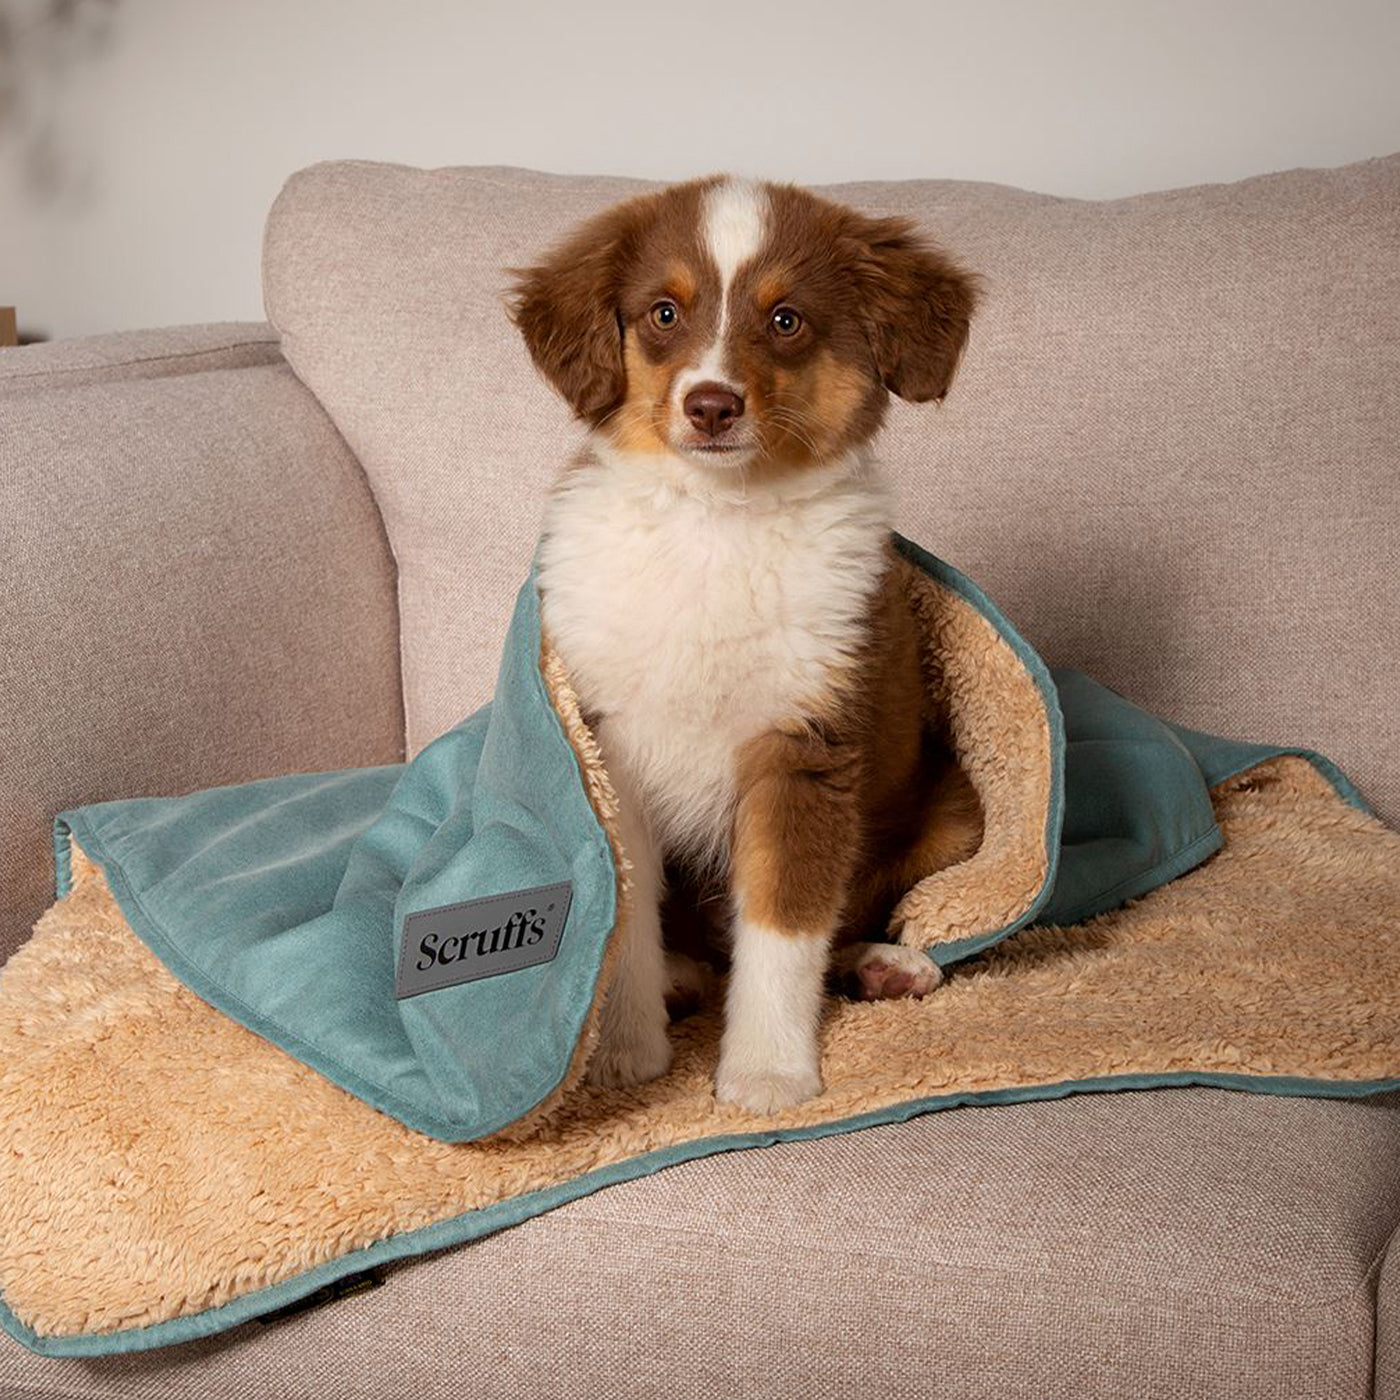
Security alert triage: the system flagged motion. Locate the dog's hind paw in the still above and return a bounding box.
[832,941,942,1001]
[663,950,714,1020]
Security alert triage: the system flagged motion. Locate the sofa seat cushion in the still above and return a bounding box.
[4,1088,1395,1398]
[263,156,1400,826]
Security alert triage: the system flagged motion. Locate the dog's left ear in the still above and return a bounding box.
[506,192,659,426]
[848,214,980,403]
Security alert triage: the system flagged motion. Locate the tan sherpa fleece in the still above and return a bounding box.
[0,568,1397,1340]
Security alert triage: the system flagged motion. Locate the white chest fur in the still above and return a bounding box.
[538,448,892,869]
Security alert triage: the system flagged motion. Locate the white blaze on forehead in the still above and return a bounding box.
[703,177,767,289]
[676,178,768,398]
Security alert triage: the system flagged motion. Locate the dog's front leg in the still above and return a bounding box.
[586,740,673,1090]
[716,725,859,1114]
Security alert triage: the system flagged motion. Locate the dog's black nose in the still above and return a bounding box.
[683,383,745,437]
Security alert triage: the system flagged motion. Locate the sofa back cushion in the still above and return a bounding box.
[263,156,1400,826]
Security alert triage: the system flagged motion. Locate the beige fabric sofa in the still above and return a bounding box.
[2,154,1398,1397]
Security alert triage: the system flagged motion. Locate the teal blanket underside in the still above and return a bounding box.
[12,533,1384,1357]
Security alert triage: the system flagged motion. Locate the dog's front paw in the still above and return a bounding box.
[833,941,942,1001]
[586,1022,673,1090]
[715,1064,822,1114]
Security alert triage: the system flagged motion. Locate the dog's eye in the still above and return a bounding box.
[771,306,803,337]
[650,301,680,329]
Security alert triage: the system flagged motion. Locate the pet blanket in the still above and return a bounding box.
[2,534,1398,1356]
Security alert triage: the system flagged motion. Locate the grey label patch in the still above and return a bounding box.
[396,881,573,1000]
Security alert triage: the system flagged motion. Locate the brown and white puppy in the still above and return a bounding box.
[509,175,982,1113]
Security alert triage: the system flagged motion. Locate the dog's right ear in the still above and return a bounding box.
[844,212,980,405]
[506,193,657,427]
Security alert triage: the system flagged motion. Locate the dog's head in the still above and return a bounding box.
[508,175,978,476]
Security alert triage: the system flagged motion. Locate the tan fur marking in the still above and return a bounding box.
[719,351,880,482]
[753,270,788,309]
[803,353,872,455]
[666,261,698,304]
[614,331,674,454]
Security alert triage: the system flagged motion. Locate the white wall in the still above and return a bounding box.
[3,0,1399,341]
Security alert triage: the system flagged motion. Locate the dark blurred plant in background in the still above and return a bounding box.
[0,0,118,208]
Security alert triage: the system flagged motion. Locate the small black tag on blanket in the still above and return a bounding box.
[395,881,573,1000]
[256,1267,384,1324]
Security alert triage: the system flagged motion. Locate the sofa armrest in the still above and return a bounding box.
[0,324,405,963]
